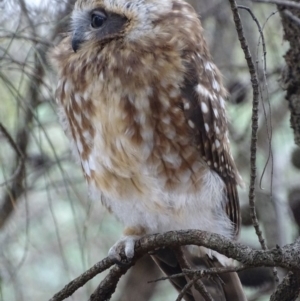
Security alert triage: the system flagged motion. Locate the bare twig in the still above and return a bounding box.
[193,279,214,301]
[175,279,195,301]
[236,5,279,283]
[89,264,134,301]
[49,257,115,301]
[117,255,160,301]
[237,5,267,70]
[228,0,268,255]
[283,9,300,25]
[18,0,36,34]
[239,3,273,190]
[0,123,24,159]
[0,123,25,187]
[149,265,248,284]
[173,247,213,301]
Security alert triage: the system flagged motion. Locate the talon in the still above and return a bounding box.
[108,236,139,265]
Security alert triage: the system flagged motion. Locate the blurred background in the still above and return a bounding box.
[1,0,300,300]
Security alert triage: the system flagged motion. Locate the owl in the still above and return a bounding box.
[49,0,246,300]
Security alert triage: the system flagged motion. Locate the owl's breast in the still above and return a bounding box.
[55,42,207,201]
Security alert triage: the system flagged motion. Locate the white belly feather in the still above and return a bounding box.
[87,159,233,240]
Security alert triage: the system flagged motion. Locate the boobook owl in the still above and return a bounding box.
[49,0,246,300]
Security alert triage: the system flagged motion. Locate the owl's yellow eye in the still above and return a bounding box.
[91,12,107,28]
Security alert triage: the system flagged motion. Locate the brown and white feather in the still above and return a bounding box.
[49,0,245,299]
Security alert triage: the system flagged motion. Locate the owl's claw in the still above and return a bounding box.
[108,236,139,265]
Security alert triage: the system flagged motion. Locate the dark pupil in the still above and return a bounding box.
[91,14,105,28]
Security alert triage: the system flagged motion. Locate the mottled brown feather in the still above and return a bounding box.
[49,1,245,300]
[181,59,241,236]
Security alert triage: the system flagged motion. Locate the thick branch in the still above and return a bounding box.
[49,230,300,301]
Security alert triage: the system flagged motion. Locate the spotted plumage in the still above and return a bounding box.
[49,0,245,300]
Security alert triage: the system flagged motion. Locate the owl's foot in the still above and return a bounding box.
[108,236,140,265]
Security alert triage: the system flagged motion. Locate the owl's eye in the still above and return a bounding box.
[91,12,107,28]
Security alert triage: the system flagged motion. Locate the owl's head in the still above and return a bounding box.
[71,0,174,52]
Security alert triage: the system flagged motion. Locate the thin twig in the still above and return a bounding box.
[228,0,268,253]
[149,265,248,283]
[193,279,214,301]
[49,257,115,301]
[0,123,24,159]
[173,247,213,301]
[237,5,267,70]
[243,6,274,194]
[237,4,279,283]
[18,0,36,35]
[89,264,134,301]
[283,9,300,25]
[0,123,25,187]
[175,279,195,301]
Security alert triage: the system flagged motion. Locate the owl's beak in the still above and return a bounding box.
[72,32,82,52]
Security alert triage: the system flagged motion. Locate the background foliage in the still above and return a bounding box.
[0,0,299,300]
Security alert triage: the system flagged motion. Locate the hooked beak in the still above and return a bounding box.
[72,31,83,52]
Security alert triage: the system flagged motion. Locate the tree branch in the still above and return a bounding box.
[228,0,268,258]
[49,230,300,301]
[270,271,300,301]
[49,257,114,301]
[89,264,134,301]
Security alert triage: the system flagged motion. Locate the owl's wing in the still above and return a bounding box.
[180,57,241,236]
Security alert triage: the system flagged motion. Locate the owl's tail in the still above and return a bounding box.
[151,247,247,301]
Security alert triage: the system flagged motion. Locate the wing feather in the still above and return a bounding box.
[181,56,241,236]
